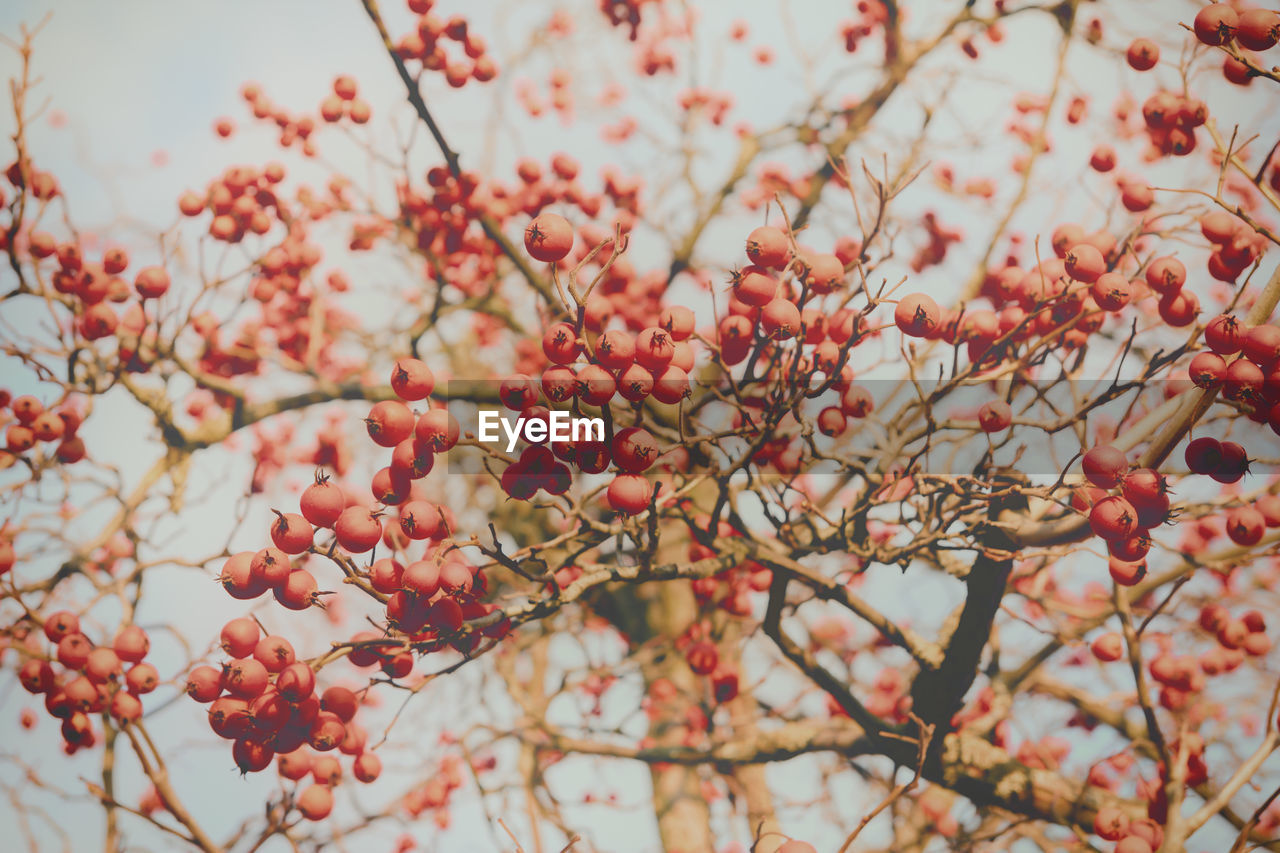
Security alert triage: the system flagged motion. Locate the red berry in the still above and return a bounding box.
[894,293,940,338]
[1082,445,1127,488]
[250,547,291,589]
[353,752,382,783]
[1158,290,1199,327]
[595,330,635,370]
[1227,505,1266,546]
[978,400,1012,432]
[1091,633,1125,663]
[415,409,460,452]
[1121,468,1167,507]
[254,635,296,672]
[659,305,696,341]
[1108,556,1147,586]
[223,658,269,699]
[134,266,170,299]
[575,363,617,405]
[817,407,847,436]
[611,427,658,473]
[1108,532,1152,562]
[271,512,314,554]
[220,551,266,600]
[1189,351,1226,389]
[607,474,653,515]
[524,213,574,262]
[745,225,790,269]
[1205,314,1246,354]
[110,691,143,723]
[296,784,334,820]
[1090,495,1138,540]
[1145,256,1185,295]
[276,662,316,702]
[401,560,441,599]
[801,252,845,293]
[113,626,150,663]
[334,507,382,553]
[542,322,582,364]
[1237,9,1280,51]
[300,475,345,528]
[1243,324,1280,366]
[398,500,440,540]
[1194,4,1239,46]
[1064,243,1105,283]
[1184,436,1222,474]
[1126,38,1159,71]
[365,400,415,448]
[635,327,675,371]
[761,298,801,340]
[732,265,778,307]
[390,439,435,480]
[277,569,321,610]
[220,617,260,658]
[126,662,159,695]
[186,665,223,703]
[1213,440,1250,484]
[390,357,435,401]
[1090,272,1131,311]
[320,686,359,722]
[1093,805,1129,840]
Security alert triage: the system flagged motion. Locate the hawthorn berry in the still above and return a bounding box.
[1082,445,1127,488]
[524,213,574,262]
[415,409,460,452]
[365,400,415,448]
[978,400,1012,432]
[1090,495,1138,540]
[894,293,940,338]
[390,357,435,400]
[300,474,345,528]
[1126,38,1159,71]
[611,427,658,473]
[745,225,790,269]
[1194,3,1238,46]
[607,474,653,515]
[334,507,383,553]
[270,512,314,555]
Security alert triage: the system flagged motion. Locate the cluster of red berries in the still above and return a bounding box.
[186,617,380,820]
[1134,88,1207,159]
[394,1,496,86]
[178,161,287,244]
[1188,310,1280,418]
[23,224,169,342]
[188,230,345,383]
[319,75,372,125]
[674,626,739,703]
[236,82,320,155]
[1,158,59,211]
[675,86,734,126]
[402,753,465,823]
[688,527,773,618]
[17,614,157,752]
[1194,4,1280,86]
[1,391,85,466]
[485,212,701,514]
[1074,447,1172,580]
[839,1,892,54]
